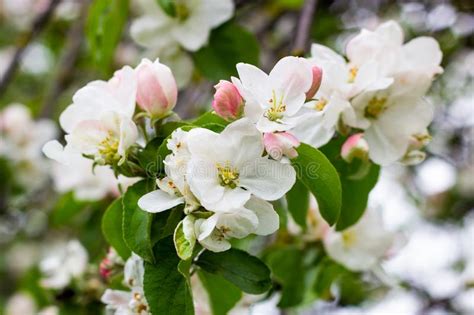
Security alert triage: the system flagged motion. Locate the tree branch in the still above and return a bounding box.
[0,0,62,97]
[40,0,90,118]
[292,0,318,56]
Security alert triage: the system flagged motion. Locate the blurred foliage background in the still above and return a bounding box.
[0,0,473,314]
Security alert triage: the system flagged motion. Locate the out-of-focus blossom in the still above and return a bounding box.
[0,103,56,190]
[4,293,36,315]
[341,133,369,163]
[101,254,149,315]
[324,208,395,271]
[131,0,234,52]
[39,240,88,289]
[136,58,177,119]
[212,80,244,121]
[287,195,329,241]
[100,248,124,280]
[415,158,457,196]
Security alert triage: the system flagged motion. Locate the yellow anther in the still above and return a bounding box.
[216,161,239,189]
[365,97,387,119]
[348,66,358,83]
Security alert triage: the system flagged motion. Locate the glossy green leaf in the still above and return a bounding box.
[192,111,229,127]
[143,237,194,315]
[102,198,131,260]
[198,270,242,315]
[291,143,342,226]
[286,179,310,229]
[156,0,176,17]
[86,0,129,72]
[266,247,305,307]
[122,180,156,263]
[137,137,165,178]
[193,22,260,81]
[320,138,380,230]
[195,249,271,294]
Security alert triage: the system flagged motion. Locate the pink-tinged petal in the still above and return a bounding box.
[136,58,177,118]
[306,66,323,100]
[263,132,300,160]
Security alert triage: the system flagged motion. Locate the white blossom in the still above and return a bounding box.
[39,240,88,289]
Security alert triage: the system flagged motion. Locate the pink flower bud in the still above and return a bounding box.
[264,132,300,160]
[341,133,369,163]
[212,80,244,121]
[136,58,177,119]
[306,66,323,100]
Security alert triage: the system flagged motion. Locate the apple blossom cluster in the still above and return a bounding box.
[42,20,442,274]
[228,20,442,166]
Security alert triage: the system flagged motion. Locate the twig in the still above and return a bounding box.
[40,0,89,118]
[292,0,318,56]
[0,0,62,97]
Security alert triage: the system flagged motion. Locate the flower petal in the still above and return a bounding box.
[138,190,184,213]
[245,197,279,235]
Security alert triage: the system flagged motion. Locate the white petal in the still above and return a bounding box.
[291,111,334,148]
[216,208,258,239]
[124,253,144,288]
[245,197,279,235]
[186,128,220,159]
[101,289,131,307]
[186,158,224,205]
[197,0,234,28]
[206,187,251,212]
[173,16,211,51]
[196,216,219,241]
[130,15,174,50]
[311,43,346,65]
[199,232,231,252]
[138,190,184,213]
[236,63,272,107]
[239,157,296,200]
[400,37,443,75]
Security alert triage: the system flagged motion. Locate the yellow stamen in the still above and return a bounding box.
[348,66,358,83]
[365,97,387,119]
[98,132,120,164]
[314,98,328,111]
[216,161,239,189]
[265,90,286,121]
[342,230,357,247]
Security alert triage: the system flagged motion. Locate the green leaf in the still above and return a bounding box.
[266,247,305,307]
[286,179,310,229]
[198,270,242,315]
[313,258,344,300]
[137,137,166,178]
[193,22,260,81]
[143,237,194,315]
[320,138,380,230]
[174,220,195,260]
[291,143,342,226]
[156,0,176,17]
[152,206,184,244]
[195,249,271,294]
[122,180,156,263]
[102,198,131,260]
[86,0,129,73]
[192,111,229,127]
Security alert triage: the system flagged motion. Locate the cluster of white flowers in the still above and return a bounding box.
[131,0,234,86]
[101,254,149,315]
[233,21,442,166]
[139,119,295,252]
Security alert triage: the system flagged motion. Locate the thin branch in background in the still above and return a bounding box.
[40,0,90,118]
[292,0,318,56]
[0,0,62,97]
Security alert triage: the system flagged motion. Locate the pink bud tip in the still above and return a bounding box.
[212,80,244,121]
[306,66,323,100]
[136,59,177,119]
[341,133,369,162]
[264,132,300,160]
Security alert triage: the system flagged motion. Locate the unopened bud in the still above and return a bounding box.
[264,132,300,160]
[136,58,177,119]
[212,80,244,121]
[341,133,369,163]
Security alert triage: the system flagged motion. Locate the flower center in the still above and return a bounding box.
[348,66,358,83]
[216,161,239,189]
[98,133,120,164]
[265,90,286,121]
[132,292,148,313]
[176,1,190,21]
[314,98,328,111]
[342,230,357,247]
[364,97,387,119]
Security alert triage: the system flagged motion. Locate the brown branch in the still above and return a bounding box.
[0,0,62,97]
[40,0,90,118]
[292,0,318,56]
